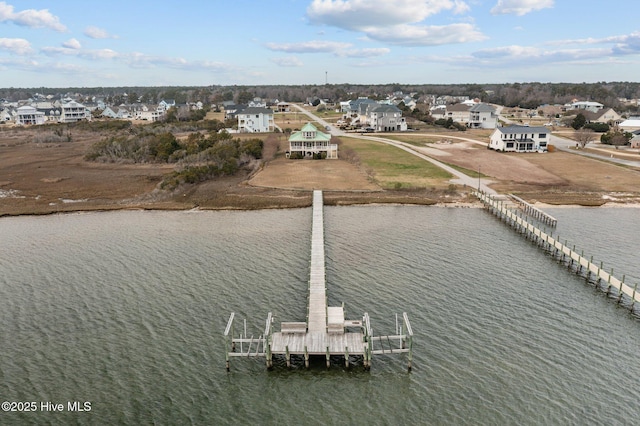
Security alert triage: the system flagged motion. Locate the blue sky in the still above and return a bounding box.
[1,0,640,87]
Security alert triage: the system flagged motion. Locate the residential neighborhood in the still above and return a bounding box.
[2,86,640,159]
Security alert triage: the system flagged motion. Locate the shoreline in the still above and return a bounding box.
[3,196,640,219]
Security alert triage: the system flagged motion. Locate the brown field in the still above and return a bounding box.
[1,125,640,216]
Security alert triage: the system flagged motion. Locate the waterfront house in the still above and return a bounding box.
[489,125,549,152]
[288,122,337,159]
[237,107,274,133]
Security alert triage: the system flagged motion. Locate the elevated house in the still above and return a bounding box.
[468,103,498,129]
[60,101,89,123]
[276,102,290,112]
[138,105,165,122]
[489,125,549,152]
[431,102,497,129]
[288,122,337,159]
[16,105,45,125]
[367,104,407,132]
[237,106,274,133]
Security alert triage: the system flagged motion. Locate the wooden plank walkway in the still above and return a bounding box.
[476,190,640,310]
[224,190,413,370]
[270,190,365,355]
[308,189,327,333]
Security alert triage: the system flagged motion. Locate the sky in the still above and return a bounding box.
[1,0,640,88]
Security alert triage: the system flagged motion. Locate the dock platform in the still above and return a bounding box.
[224,190,413,370]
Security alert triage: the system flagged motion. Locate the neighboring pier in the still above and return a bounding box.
[224,190,413,371]
[475,190,640,313]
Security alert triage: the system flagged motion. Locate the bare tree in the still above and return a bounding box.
[575,128,596,149]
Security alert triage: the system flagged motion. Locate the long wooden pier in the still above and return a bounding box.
[224,190,413,370]
[475,190,640,313]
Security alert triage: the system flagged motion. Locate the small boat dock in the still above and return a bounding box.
[224,190,413,370]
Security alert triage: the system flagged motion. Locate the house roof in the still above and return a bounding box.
[289,122,331,142]
[469,103,495,113]
[495,125,548,134]
[238,107,273,115]
[447,104,471,112]
[370,104,401,114]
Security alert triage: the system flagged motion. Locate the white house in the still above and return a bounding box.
[489,125,550,152]
[367,104,407,132]
[139,107,164,122]
[16,105,45,125]
[288,122,337,159]
[619,118,640,132]
[569,101,604,113]
[158,99,176,112]
[237,107,274,133]
[468,104,498,129]
[60,101,89,123]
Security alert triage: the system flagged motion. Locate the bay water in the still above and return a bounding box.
[1,205,639,425]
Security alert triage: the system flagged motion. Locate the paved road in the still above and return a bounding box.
[292,104,496,194]
[293,104,640,193]
[550,134,640,168]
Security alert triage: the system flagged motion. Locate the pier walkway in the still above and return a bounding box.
[224,190,413,370]
[475,190,640,313]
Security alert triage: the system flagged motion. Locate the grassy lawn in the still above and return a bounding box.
[339,137,453,189]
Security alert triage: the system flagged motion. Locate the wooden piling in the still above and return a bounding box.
[474,190,640,315]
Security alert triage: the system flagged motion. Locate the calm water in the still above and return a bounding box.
[1,206,639,425]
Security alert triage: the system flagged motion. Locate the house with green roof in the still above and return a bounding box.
[287,122,338,159]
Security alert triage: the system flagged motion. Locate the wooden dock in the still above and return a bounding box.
[224,190,413,370]
[475,190,640,313]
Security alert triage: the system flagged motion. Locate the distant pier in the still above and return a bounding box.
[225,190,413,370]
[476,190,640,314]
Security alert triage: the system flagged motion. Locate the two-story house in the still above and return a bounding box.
[489,125,549,152]
[288,122,337,159]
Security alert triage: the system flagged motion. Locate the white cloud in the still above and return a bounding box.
[265,40,352,53]
[271,56,304,67]
[306,0,483,46]
[0,2,66,32]
[337,47,390,58]
[490,0,554,16]
[84,26,117,39]
[307,0,469,29]
[365,23,486,45]
[62,38,81,49]
[0,37,32,55]
[41,46,119,60]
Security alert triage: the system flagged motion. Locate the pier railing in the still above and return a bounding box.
[223,190,414,371]
[475,190,640,314]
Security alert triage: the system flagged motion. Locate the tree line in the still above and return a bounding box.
[3,82,640,112]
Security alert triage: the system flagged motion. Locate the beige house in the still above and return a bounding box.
[582,108,622,126]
